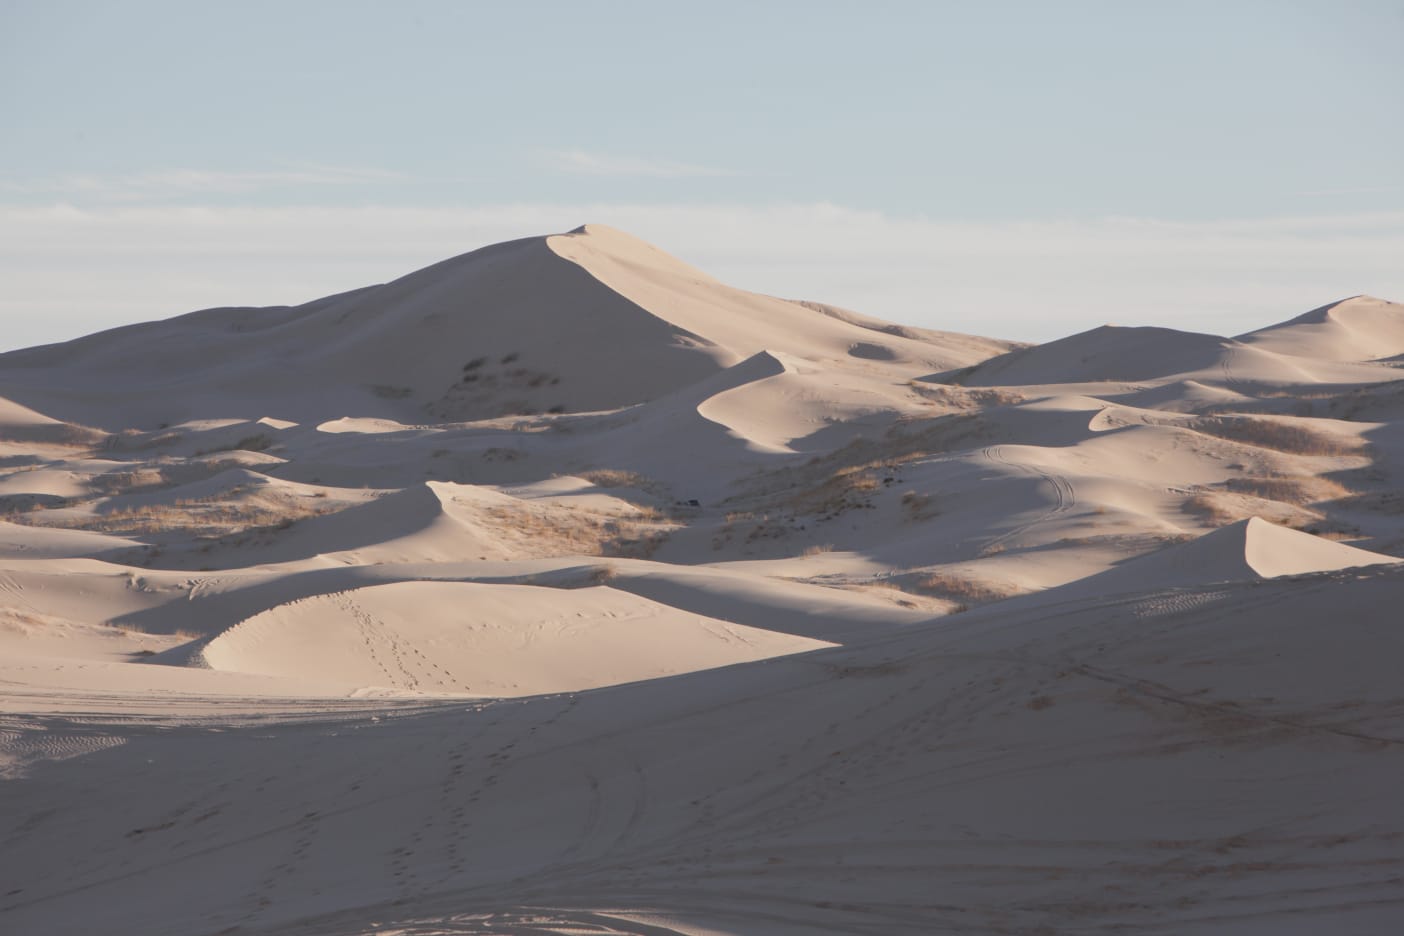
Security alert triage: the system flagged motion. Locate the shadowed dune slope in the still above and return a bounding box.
[1058,516,1399,597]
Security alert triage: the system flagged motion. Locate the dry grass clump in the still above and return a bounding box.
[1183,472,1355,531]
[482,502,674,560]
[907,382,1026,410]
[107,621,203,640]
[740,414,984,506]
[586,564,619,585]
[1184,492,1247,527]
[13,487,337,538]
[901,489,938,521]
[90,468,169,495]
[1191,416,1362,456]
[710,511,806,552]
[801,543,835,557]
[577,469,650,490]
[1224,475,1352,506]
[786,465,882,517]
[1183,490,1317,530]
[912,571,1027,607]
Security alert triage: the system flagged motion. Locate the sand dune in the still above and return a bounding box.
[198,581,834,695]
[1059,516,1398,596]
[948,324,1236,385]
[2,226,1403,935]
[1238,295,1404,361]
[945,318,1404,389]
[0,226,1014,430]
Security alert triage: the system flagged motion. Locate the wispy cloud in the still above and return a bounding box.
[541,149,739,179]
[1296,185,1401,197]
[0,165,405,201]
[2,202,1401,352]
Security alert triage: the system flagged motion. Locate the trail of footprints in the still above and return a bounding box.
[333,592,472,693]
[248,808,323,915]
[389,696,583,898]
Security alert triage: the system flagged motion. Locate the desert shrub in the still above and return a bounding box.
[914,571,1025,605]
[1191,416,1361,456]
[578,469,649,489]
[481,502,674,560]
[901,489,937,520]
[13,487,336,538]
[587,564,618,585]
[786,465,882,517]
[233,434,273,452]
[1224,475,1351,505]
[907,382,1026,409]
[91,468,168,494]
[1184,493,1238,526]
[1183,489,1322,531]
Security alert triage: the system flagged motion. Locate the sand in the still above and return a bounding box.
[1,225,1402,934]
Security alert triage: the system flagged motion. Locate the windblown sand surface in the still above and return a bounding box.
[2,225,1402,934]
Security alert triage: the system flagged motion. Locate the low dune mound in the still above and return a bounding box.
[1071,517,1397,595]
[945,325,1235,386]
[198,580,833,695]
[1107,379,1255,413]
[0,519,146,559]
[1238,295,1404,362]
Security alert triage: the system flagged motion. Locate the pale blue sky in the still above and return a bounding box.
[3,1,1402,349]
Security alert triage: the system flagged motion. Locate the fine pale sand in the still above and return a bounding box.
[1,226,1402,935]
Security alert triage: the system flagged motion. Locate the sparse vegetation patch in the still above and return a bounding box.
[1191,416,1362,456]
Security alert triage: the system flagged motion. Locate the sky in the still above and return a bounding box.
[2,0,1403,350]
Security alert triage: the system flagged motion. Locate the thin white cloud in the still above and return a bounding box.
[542,149,739,178]
[2,202,1402,352]
[0,166,405,201]
[1296,185,1401,197]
